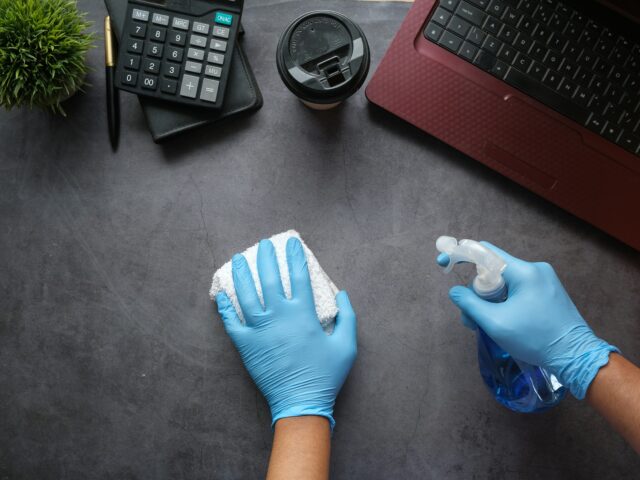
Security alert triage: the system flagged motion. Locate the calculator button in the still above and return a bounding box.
[124,54,141,70]
[172,17,190,31]
[142,75,158,90]
[215,12,233,26]
[213,26,230,39]
[143,58,161,74]
[121,71,138,86]
[132,9,149,22]
[161,79,178,94]
[204,65,222,78]
[127,39,144,54]
[180,74,200,98]
[129,23,147,38]
[185,61,203,74]
[200,78,219,103]
[147,43,164,58]
[190,34,207,48]
[150,27,167,42]
[207,52,224,65]
[211,39,227,52]
[163,63,181,78]
[166,46,184,62]
[187,48,205,61]
[152,13,169,26]
[193,22,210,35]
[169,31,186,46]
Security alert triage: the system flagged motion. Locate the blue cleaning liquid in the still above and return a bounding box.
[475,285,566,413]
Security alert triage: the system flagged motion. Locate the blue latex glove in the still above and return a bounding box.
[216,237,357,429]
[437,243,619,400]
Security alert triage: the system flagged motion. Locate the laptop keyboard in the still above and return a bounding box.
[424,0,640,156]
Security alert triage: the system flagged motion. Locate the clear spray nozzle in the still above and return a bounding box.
[436,236,507,297]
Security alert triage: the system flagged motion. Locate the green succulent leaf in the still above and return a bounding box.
[0,0,95,115]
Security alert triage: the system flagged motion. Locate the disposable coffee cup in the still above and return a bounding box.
[276,11,371,110]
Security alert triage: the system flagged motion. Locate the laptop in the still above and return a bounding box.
[366,0,640,250]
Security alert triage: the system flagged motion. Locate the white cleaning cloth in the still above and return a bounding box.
[210,230,339,328]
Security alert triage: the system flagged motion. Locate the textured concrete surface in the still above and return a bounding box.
[1,1,640,479]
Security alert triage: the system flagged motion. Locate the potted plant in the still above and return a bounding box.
[0,0,95,115]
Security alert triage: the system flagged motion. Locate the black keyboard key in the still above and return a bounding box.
[595,60,613,78]
[441,0,461,12]
[533,4,553,24]
[548,33,567,53]
[160,78,178,94]
[609,67,628,86]
[532,25,552,44]
[503,67,589,124]
[555,3,572,18]
[513,53,532,72]
[487,0,507,18]
[574,89,590,108]
[459,41,479,61]
[141,74,158,90]
[498,45,518,63]
[491,59,509,78]
[150,27,166,43]
[519,17,536,36]
[603,102,623,123]
[619,133,640,154]
[513,34,533,54]
[503,9,521,27]
[449,15,473,37]
[577,50,597,70]
[468,0,490,8]
[543,50,563,71]
[529,61,547,81]
[498,26,518,44]
[543,70,562,90]
[610,47,629,66]
[563,22,581,42]
[558,60,579,79]
[162,62,180,78]
[467,26,487,46]
[474,50,498,71]
[433,7,453,27]
[121,71,138,86]
[590,77,609,96]
[603,123,622,142]
[518,0,536,15]
[146,42,163,58]
[456,1,487,26]
[484,17,502,36]
[166,46,184,63]
[483,35,502,55]
[548,13,564,31]
[438,30,464,52]
[559,78,578,98]
[529,41,547,62]
[424,22,445,42]
[585,114,607,134]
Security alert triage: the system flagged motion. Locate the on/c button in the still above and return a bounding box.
[215,12,233,26]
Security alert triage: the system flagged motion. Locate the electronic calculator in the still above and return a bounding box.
[115,0,243,110]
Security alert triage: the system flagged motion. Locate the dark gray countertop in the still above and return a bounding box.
[1,1,639,478]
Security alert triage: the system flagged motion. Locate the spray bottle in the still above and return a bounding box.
[436,236,566,413]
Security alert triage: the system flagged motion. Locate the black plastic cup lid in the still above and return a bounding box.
[276,11,371,105]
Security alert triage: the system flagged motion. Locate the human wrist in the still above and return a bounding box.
[547,326,620,400]
[271,404,335,431]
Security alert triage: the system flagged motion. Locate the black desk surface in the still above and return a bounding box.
[1,1,639,478]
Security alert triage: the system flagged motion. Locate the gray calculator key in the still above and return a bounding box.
[185,61,203,74]
[132,9,149,22]
[193,22,210,35]
[190,34,207,48]
[152,13,169,26]
[187,48,205,61]
[213,26,230,39]
[180,74,200,98]
[121,71,138,86]
[207,52,224,65]
[204,65,222,77]
[172,17,190,30]
[200,79,219,103]
[211,39,227,52]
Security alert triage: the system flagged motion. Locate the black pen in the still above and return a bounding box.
[105,16,119,151]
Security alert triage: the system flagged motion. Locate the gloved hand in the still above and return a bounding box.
[216,237,357,429]
[438,243,618,400]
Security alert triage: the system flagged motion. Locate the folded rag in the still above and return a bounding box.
[210,230,339,328]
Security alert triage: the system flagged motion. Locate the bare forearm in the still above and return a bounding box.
[267,416,331,480]
[587,353,640,453]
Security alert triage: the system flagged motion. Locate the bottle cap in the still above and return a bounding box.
[276,11,371,108]
[436,236,507,297]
